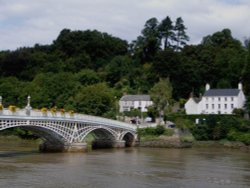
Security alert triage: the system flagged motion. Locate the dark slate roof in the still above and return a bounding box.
[193,97,202,103]
[203,89,240,97]
[120,95,151,101]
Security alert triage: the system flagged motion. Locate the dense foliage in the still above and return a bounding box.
[137,125,174,137]
[0,15,250,118]
[167,114,250,145]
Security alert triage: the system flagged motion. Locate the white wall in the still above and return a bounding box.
[198,94,245,114]
[185,98,199,114]
[119,100,153,112]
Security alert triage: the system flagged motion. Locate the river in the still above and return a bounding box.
[0,139,250,188]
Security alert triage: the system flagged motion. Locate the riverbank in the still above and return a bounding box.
[138,133,194,148]
[193,140,250,151]
[138,135,250,151]
[1,135,249,151]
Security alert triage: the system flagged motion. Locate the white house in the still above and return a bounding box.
[119,95,153,113]
[185,83,246,115]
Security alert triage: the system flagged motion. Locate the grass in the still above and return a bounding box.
[139,135,163,141]
[180,135,195,143]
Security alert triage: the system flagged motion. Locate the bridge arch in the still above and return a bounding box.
[78,127,118,149]
[120,131,136,147]
[0,120,74,145]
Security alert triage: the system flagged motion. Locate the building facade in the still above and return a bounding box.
[185,83,246,115]
[119,95,153,113]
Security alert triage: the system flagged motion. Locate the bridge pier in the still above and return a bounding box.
[113,140,126,148]
[91,140,125,149]
[64,142,88,152]
[39,141,65,152]
[39,140,128,152]
[39,142,88,152]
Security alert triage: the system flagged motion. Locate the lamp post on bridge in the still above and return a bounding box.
[25,95,32,115]
[0,96,3,113]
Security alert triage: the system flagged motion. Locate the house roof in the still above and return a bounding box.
[120,95,151,101]
[192,97,202,103]
[203,89,240,97]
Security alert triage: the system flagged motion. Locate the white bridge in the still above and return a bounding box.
[0,97,137,152]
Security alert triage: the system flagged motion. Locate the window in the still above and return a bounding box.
[206,104,208,109]
[212,104,214,109]
[231,104,234,109]
[218,104,221,109]
[139,101,141,106]
[212,97,214,101]
[218,97,221,101]
[231,97,234,101]
[206,97,208,101]
[225,97,227,101]
[225,104,227,109]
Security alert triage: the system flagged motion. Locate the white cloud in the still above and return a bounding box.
[0,0,250,50]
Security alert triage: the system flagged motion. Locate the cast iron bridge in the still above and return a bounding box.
[0,97,137,152]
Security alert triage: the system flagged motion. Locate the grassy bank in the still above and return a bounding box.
[193,140,250,150]
[138,125,194,148]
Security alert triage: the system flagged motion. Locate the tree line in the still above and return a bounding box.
[0,16,250,118]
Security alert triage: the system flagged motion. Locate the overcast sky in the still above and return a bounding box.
[0,0,250,51]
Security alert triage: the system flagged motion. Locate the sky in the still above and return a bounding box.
[0,0,250,51]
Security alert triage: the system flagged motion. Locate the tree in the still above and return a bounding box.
[149,78,173,122]
[24,72,79,108]
[132,18,161,62]
[76,69,100,86]
[0,77,25,106]
[105,56,133,86]
[74,83,115,116]
[158,16,175,49]
[173,17,189,51]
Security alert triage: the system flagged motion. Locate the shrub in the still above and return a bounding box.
[155,125,165,135]
[69,110,74,117]
[180,135,195,143]
[50,107,57,115]
[164,129,174,136]
[8,105,17,113]
[137,125,174,137]
[60,108,65,116]
[41,107,48,114]
[0,104,3,111]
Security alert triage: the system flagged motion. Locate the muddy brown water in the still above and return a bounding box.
[0,139,250,188]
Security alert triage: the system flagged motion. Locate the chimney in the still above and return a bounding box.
[189,92,194,98]
[238,82,243,90]
[205,83,210,91]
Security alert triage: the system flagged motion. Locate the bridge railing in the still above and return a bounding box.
[0,108,136,131]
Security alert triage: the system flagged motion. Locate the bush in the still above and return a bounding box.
[138,125,173,137]
[164,129,174,136]
[155,125,165,135]
[8,105,17,113]
[180,135,195,143]
[227,130,250,145]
